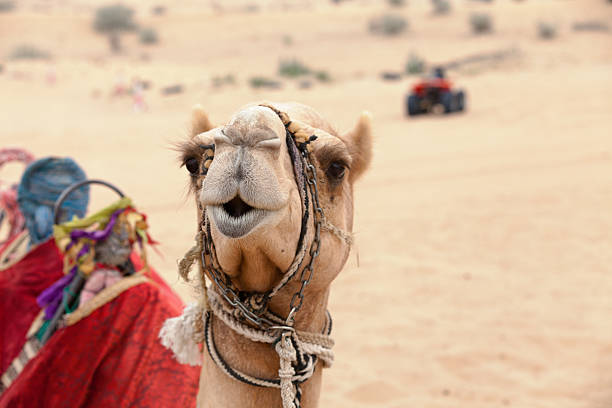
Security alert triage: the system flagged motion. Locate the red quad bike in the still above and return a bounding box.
[406,67,466,116]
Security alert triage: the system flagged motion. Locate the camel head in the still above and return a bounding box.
[180,102,372,320]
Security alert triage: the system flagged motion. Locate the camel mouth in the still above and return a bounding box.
[223,196,254,218]
[208,196,271,239]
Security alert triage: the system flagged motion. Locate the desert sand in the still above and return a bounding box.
[2,0,612,406]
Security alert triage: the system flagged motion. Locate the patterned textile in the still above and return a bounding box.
[0,188,23,247]
[0,338,41,394]
[0,240,200,407]
[0,240,64,375]
[0,149,34,170]
[0,148,34,247]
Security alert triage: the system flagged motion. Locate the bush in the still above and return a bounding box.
[9,45,51,60]
[387,0,406,7]
[93,5,137,53]
[314,70,331,82]
[572,20,609,32]
[537,21,557,39]
[94,5,136,33]
[380,71,402,81]
[278,58,310,78]
[161,84,184,96]
[139,27,159,44]
[282,35,293,46]
[151,5,166,15]
[298,79,313,89]
[405,53,425,74]
[0,1,15,12]
[432,0,450,15]
[368,14,408,36]
[212,74,236,87]
[249,76,282,89]
[470,13,493,34]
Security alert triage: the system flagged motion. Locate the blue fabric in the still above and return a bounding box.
[17,157,89,244]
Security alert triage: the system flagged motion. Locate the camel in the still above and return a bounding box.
[163,102,372,408]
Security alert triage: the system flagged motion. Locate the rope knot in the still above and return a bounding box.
[275,332,297,366]
[275,331,299,408]
[247,293,268,315]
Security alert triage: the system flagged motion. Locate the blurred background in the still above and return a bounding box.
[1,0,612,406]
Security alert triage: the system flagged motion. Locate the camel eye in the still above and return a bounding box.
[327,161,346,181]
[185,157,200,175]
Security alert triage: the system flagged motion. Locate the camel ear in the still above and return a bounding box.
[344,111,373,182]
[190,104,214,138]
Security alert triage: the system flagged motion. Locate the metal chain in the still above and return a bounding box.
[200,211,277,329]
[286,151,322,325]
[195,107,327,408]
[197,115,323,335]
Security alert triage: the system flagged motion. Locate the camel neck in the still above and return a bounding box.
[202,286,329,407]
[209,284,331,334]
[268,286,331,333]
[208,283,331,370]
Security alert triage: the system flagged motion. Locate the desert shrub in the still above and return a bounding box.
[282,35,293,46]
[94,5,136,33]
[0,1,15,12]
[405,53,425,74]
[368,14,408,36]
[432,0,450,15]
[298,79,313,89]
[572,20,609,32]
[470,13,493,34]
[314,70,331,82]
[249,76,282,89]
[212,74,236,87]
[151,5,166,15]
[387,0,406,7]
[244,3,260,13]
[537,21,557,39]
[94,4,137,52]
[9,45,51,60]
[380,71,402,81]
[139,27,159,44]
[161,84,184,95]
[278,58,310,78]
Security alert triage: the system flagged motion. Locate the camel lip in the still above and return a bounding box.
[208,204,272,239]
[222,196,255,218]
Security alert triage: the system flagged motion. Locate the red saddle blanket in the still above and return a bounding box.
[0,239,199,407]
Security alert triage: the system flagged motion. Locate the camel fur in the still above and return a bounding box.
[175,102,372,408]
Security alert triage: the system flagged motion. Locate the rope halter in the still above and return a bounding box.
[184,104,346,408]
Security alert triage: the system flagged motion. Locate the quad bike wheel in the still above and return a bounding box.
[441,91,453,113]
[407,94,421,116]
[455,90,466,112]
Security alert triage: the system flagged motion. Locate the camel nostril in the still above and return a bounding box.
[223,196,253,218]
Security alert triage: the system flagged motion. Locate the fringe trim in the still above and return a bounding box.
[159,303,205,366]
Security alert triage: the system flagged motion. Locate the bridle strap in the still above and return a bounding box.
[203,290,334,388]
[199,104,330,408]
[286,130,309,258]
[200,104,320,326]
